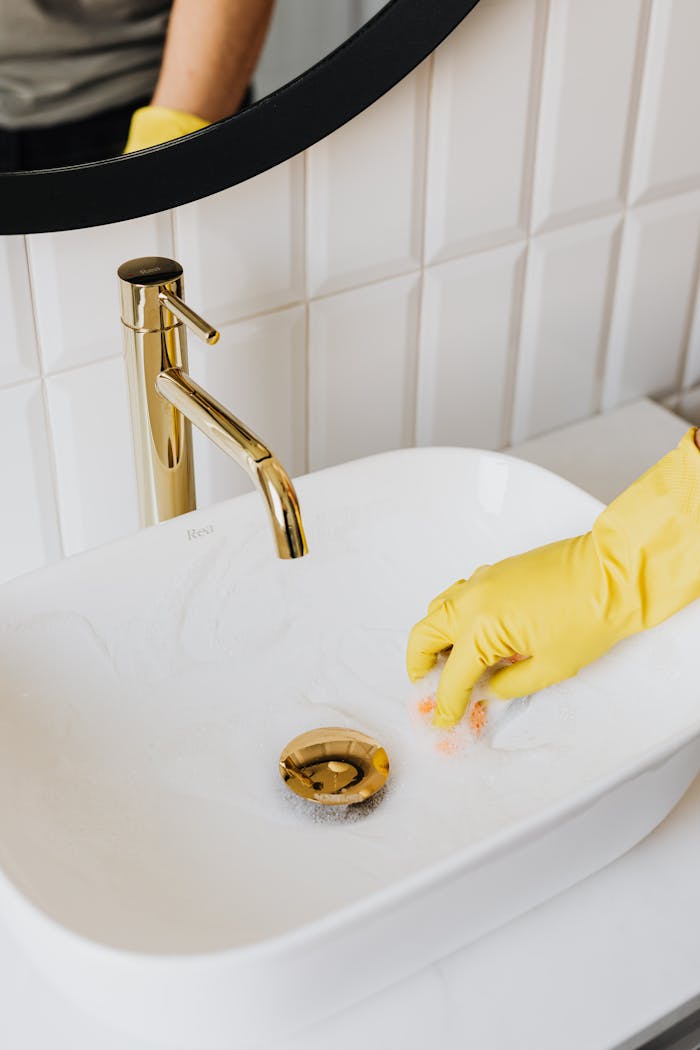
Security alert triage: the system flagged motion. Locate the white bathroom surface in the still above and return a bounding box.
[510,397,689,503]
[2,442,699,955]
[2,773,700,1050]
[2,398,698,1048]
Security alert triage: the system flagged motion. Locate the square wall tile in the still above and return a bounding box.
[28,213,173,373]
[0,237,39,386]
[531,0,644,231]
[174,157,304,325]
[602,191,700,409]
[187,305,307,507]
[511,215,622,443]
[628,0,700,203]
[425,0,546,262]
[309,274,420,470]
[306,61,429,296]
[0,382,61,582]
[45,357,139,556]
[416,242,525,450]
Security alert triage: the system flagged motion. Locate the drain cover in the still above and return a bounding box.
[279,727,389,806]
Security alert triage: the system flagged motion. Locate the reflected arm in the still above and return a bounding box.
[151,0,275,123]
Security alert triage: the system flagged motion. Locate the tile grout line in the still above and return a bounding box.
[533,200,624,238]
[632,175,700,209]
[417,55,434,271]
[302,148,311,474]
[215,296,310,332]
[184,188,700,337]
[499,245,529,450]
[592,217,626,416]
[0,373,50,394]
[303,299,311,476]
[674,236,700,394]
[411,268,426,449]
[301,266,425,312]
[411,54,435,448]
[619,0,654,208]
[594,1,653,414]
[304,176,700,300]
[4,351,125,387]
[428,229,529,269]
[169,206,179,262]
[22,235,67,559]
[521,0,551,238]
[502,0,550,446]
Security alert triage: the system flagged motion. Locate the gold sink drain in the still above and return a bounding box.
[279,727,389,806]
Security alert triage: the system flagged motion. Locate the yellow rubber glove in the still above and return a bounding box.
[123,105,210,153]
[407,428,700,728]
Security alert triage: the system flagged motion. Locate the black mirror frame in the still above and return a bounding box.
[0,0,480,235]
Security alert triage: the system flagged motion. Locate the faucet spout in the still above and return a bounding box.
[156,367,308,559]
[119,257,307,559]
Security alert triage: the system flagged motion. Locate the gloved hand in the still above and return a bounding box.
[123,105,210,153]
[407,428,700,728]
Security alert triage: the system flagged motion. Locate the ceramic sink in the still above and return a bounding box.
[2,447,700,1049]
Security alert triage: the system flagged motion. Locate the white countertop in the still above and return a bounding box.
[3,399,699,1050]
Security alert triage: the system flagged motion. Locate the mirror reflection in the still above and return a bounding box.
[0,1,386,173]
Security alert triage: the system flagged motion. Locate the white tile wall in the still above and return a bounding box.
[530,0,645,231]
[190,305,307,505]
[27,214,173,372]
[416,242,525,449]
[511,214,622,441]
[174,158,305,324]
[424,0,546,262]
[602,190,700,409]
[0,382,60,582]
[44,357,139,556]
[0,238,39,385]
[306,63,429,296]
[628,0,700,204]
[3,0,700,579]
[309,273,420,470]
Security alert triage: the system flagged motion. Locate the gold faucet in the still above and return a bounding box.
[118,256,308,559]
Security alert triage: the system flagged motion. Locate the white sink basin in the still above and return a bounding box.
[1,447,700,1048]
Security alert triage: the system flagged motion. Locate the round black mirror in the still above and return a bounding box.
[0,0,480,235]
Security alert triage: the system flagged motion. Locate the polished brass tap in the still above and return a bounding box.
[118,257,308,559]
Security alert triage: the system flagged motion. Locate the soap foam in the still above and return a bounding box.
[278,781,389,824]
[6,523,700,954]
[409,657,532,758]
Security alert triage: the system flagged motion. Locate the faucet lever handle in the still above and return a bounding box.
[159,289,220,345]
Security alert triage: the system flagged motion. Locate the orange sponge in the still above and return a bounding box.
[418,696,436,716]
[469,700,488,737]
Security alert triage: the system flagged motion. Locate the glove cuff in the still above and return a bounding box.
[592,427,700,632]
[123,106,211,154]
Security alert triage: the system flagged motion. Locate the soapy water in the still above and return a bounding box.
[8,473,700,955]
[278,780,389,823]
[280,658,534,824]
[410,656,533,758]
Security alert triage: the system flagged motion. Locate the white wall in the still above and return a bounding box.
[2,0,700,584]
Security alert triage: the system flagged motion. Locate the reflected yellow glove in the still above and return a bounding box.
[123,105,210,153]
[407,428,700,728]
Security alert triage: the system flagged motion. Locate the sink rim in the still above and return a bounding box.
[2,712,699,968]
[3,445,700,1049]
[1,445,698,966]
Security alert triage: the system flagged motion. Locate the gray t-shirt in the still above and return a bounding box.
[0,1,172,129]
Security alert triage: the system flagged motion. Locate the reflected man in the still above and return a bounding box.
[0,0,275,171]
